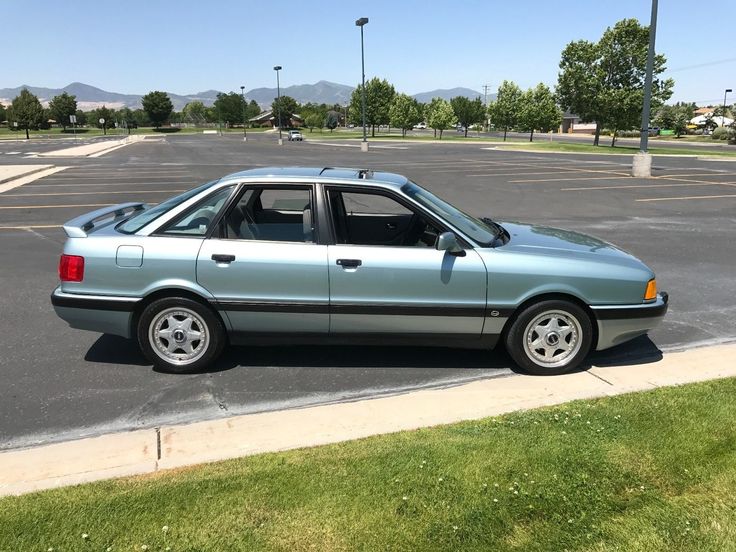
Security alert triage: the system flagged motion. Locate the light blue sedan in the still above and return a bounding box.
[52,167,668,375]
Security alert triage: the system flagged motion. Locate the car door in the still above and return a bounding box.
[325,187,487,338]
[196,184,329,336]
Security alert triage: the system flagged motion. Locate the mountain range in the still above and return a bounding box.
[0,81,485,111]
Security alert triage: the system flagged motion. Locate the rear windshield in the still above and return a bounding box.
[117,180,218,234]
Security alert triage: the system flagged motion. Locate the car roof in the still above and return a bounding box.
[220,167,410,188]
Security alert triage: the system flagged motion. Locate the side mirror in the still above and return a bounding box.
[436,232,465,256]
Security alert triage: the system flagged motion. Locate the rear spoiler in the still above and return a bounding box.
[62,202,148,238]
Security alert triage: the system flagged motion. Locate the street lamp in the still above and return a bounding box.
[355,17,369,151]
[723,88,732,128]
[240,85,248,141]
[273,65,283,143]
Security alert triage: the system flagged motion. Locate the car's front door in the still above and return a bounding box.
[325,187,487,339]
[196,184,329,336]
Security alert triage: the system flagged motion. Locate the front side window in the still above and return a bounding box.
[328,189,440,247]
[401,181,496,245]
[160,185,235,236]
[222,186,314,243]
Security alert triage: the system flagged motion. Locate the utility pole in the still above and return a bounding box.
[632,0,658,177]
[482,84,491,131]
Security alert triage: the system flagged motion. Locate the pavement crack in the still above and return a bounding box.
[587,370,614,386]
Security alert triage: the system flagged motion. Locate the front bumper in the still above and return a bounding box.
[51,286,140,338]
[591,292,669,351]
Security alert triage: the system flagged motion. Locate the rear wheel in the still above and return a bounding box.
[137,297,225,373]
[505,300,593,375]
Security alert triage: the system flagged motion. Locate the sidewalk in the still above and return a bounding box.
[1,342,734,496]
[37,135,146,158]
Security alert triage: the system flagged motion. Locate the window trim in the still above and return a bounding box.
[214,183,320,244]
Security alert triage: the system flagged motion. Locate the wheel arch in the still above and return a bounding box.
[501,292,598,350]
[130,287,229,339]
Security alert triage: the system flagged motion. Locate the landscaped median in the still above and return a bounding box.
[1,375,735,551]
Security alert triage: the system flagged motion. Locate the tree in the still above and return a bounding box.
[389,93,422,137]
[132,109,151,127]
[182,100,207,124]
[8,88,44,139]
[325,111,339,131]
[517,83,562,142]
[653,102,694,137]
[213,92,246,126]
[74,109,87,126]
[247,100,261,121]
[451,96,486,137]
[271,95,298,128]
[425,97,456,139]
[141,91,173,128]
[0,102,6,124]
[89,105,113,134]
[305,113,323,132]
[349,77,396,136]
[48,92,77,130]
[557,18,674,146]
[488,81,522,140]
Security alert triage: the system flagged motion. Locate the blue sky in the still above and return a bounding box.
[5,0,735,104]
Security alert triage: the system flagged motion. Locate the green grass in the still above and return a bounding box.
[493,140,736,157]
[2,378,736,551]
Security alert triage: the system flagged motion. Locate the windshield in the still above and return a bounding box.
[117,180,219,234]
[402,181,497,245]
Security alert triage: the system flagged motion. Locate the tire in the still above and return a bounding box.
[504,300,593,375]
[137,297,225,373]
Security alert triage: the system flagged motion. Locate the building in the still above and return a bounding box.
[249,110,304,128]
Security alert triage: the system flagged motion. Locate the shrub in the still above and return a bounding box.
[711,127,734,140]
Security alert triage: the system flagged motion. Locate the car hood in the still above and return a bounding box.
[498,221,642,263]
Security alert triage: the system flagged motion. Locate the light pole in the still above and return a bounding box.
[723,88,732,128]
[273,65,283,144]
[355,17,369,151]
[240,85,248,142]
[633,0,658,177]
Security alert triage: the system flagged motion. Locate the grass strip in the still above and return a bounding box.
[493,140,736,157]
[2,378,735,551]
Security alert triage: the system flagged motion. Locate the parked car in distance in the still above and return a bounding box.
[52,167,668,375]
[287,130,303,141]
[413,122,427,129]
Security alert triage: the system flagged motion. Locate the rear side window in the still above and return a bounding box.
[222,186,314,243]
[160,185,235,236]
[117,180,218,234]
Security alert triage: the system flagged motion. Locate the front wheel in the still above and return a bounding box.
[137,297,225,373]
[504,300,593,375]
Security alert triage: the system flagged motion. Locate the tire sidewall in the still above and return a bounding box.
[505,300,593,376]
[137,297,225,373]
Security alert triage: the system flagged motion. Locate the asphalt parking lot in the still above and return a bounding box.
[1,132,735,448]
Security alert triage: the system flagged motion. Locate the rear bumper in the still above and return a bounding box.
[591,292,669,351]
[51,286,139,338]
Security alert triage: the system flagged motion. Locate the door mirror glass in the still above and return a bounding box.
[436,232,464,255]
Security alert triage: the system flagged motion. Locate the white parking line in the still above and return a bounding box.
[636,194,736,202]
[2,189,185,197]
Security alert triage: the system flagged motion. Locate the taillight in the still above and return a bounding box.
[59,254,84,282]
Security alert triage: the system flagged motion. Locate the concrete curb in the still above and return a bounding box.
[1,343,734,496]
[0,164,53,185]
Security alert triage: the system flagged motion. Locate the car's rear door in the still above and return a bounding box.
[196,184,329,336]
[324,186,487,339]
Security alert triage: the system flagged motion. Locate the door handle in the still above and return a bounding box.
[336,258,362,268]
[212,254,235,263]
[385,223,397,230]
